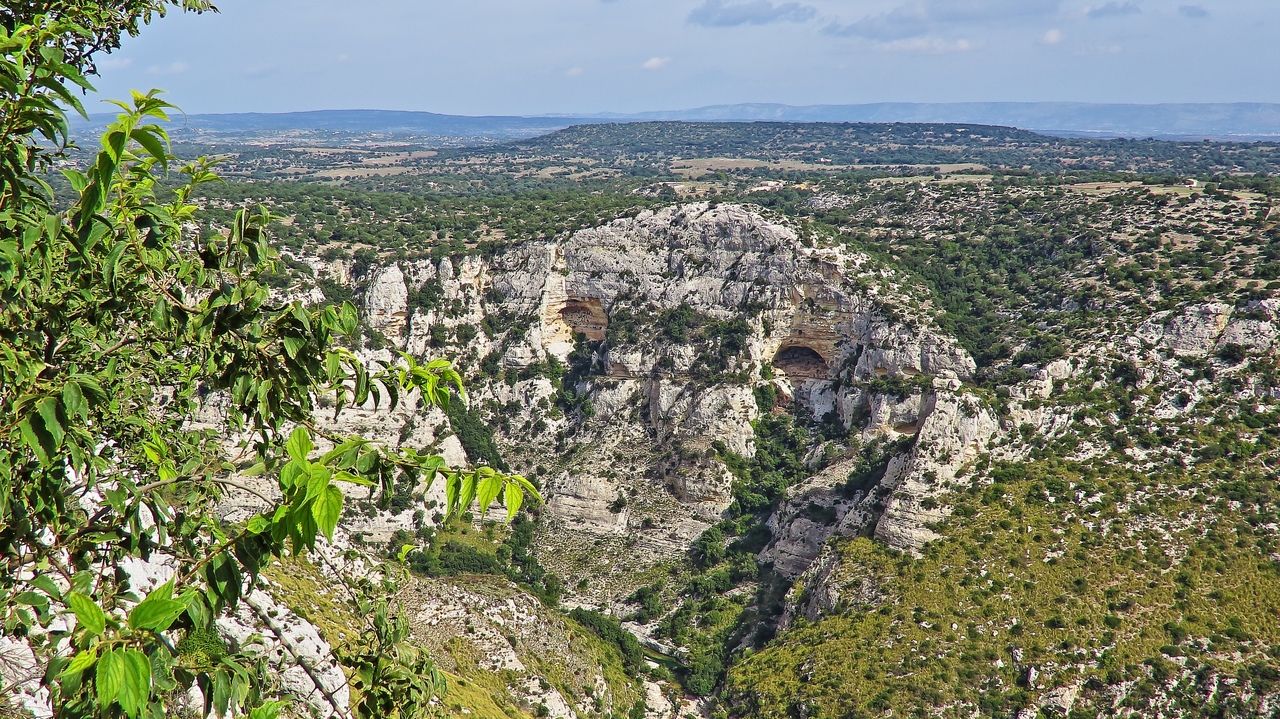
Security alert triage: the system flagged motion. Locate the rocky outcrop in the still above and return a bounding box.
[396,574,643,718]
[758,457,883,578]
[874,387,1002,551]
[363,264,409,337]
[217,586,350,718]
[1136,301,1278,357]
[309,202,983,601]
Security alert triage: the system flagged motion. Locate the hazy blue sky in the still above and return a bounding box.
[87,0,1278,115]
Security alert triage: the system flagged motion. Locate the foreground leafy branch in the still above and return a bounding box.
[0,11,537,718]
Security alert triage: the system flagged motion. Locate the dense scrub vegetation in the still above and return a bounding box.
[446,122,1280,176]
[725,459,1280,718]
[190,179,661,258]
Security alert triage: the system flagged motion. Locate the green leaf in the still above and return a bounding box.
[130,128,168,167]
[147,579,175,602]
[505,481,524,520]
[96,649,125,708]
[445,473,459,516]
[60,168,89,192]
[324,351,342,381]
[249,701,285,719]
[457,476,477,519]
[118,649,152,718]
[305,464,331,502]
[282,335,306,359]
[36,397,65,450]
[67,592,106,636]
[212,669,232,717]
[476,475,502,519]
[355,450,378,474]
[205,554,242,609]
[247,514,271,534]
[73,374,107,405]
[334,470,375,486]
[319,437,366,465]
[29,574,63,602]
[311,485,343,541]
[104,241,127,292]
[513,474,544,504]
[62,381,88,420]
[280,458,308,491]
[128,596,187,632]
[16,591,49,609]
[286,426,313,463]
[59,649,97,679]
[340,302,359,335]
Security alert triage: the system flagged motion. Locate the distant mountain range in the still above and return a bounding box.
[72,103,1280,142]
[72,109,588,142]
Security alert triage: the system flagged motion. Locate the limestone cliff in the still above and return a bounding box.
[296,202,988,604]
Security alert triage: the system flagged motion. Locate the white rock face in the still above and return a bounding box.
[217,587,350,718]
[861,391,926,437]
[759,457,880,578]
[649,383,757,460]
[1164,303,1234,356]
[0,637,50,719]
[291,202,981,602]
[1040,683,1081,715]
[874,390,1002,551]
[397,575,638,718]
[1219,316,1277,352]
[363,264,409,338]
[546,471,632,534]
[1135,302,1277,357]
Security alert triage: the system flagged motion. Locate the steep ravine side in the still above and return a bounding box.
[322,202,985,598]
[201,200,1127,717]
[723,296,1280,718]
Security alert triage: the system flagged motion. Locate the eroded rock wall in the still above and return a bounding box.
[318,202,985,601]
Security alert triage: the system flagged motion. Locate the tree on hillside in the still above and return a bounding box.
[0,6,537,718]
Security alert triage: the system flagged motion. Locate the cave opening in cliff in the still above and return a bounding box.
[772,345,829,379]
[560,299,608,342]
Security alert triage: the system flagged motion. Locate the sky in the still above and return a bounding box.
[86,0,1280,116]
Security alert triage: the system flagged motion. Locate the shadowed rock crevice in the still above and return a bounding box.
[771,344,830,379]
[560,298,608,342]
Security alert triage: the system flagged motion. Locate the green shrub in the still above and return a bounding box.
[569,608,644,672]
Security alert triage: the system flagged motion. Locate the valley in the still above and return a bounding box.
[176,122,1280,719]
[7,116,1280,719]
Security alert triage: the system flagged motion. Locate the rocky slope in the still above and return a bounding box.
[169,201,1006,718]
[321,203,989,589]
[135,191,1280,719]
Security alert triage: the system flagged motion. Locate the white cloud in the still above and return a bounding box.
[146,61,189,75]
[1178,5,1208,18]
[826,0,1062,41]
[879,37,977,53]
[1041,28,1063,44]
[688,0,816,27]
[97,57,133,71]
[565,66,585,77]
[642,57,671,70]
[1086,2,1141,19]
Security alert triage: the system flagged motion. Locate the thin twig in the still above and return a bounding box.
[134,476,276,505]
